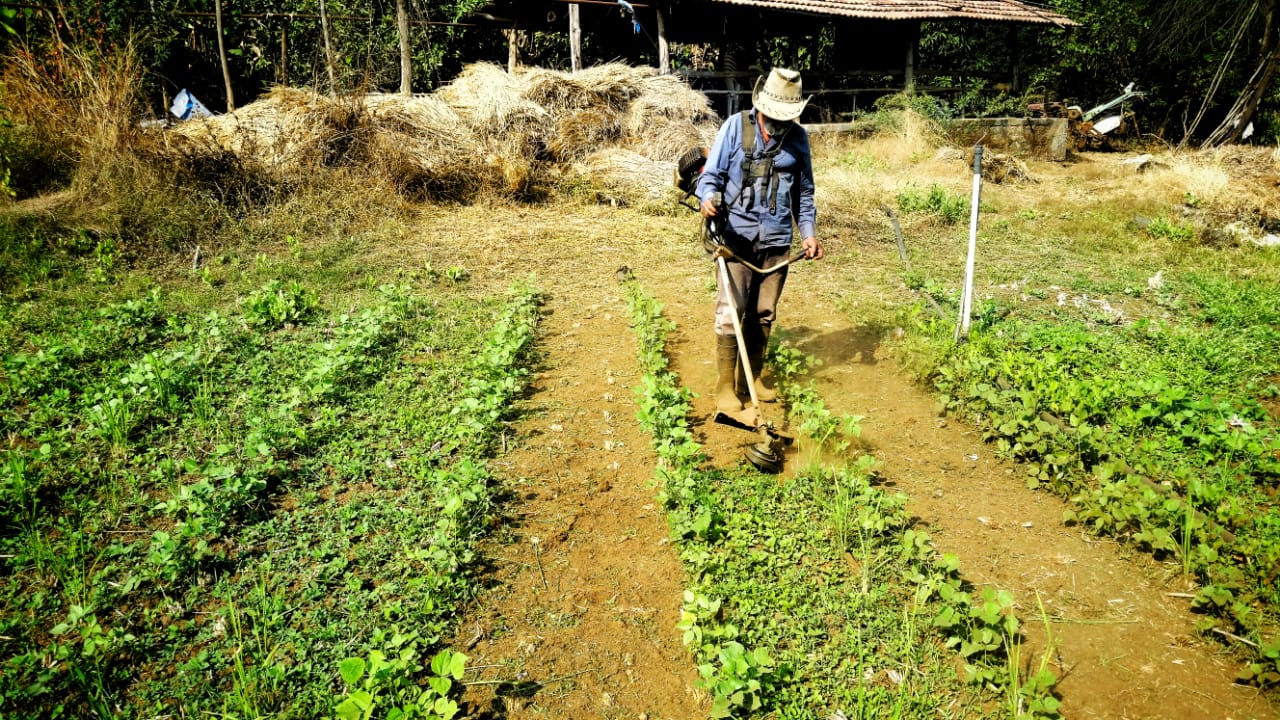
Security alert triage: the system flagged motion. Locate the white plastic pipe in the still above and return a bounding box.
[957,145,983,340]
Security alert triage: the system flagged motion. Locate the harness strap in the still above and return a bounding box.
[736,110,789,213]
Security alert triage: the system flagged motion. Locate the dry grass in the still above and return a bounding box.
[1,36,245,248]
[2,37,146,158]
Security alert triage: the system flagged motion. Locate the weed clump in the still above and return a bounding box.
[897,183,968,224]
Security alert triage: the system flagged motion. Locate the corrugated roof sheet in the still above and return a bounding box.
[704,0,1078,25]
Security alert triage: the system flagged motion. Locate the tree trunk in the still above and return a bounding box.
[1207,0,1278,145]
[506,25,520,72]
[397,0,411,95]
[215,0,235,111]
[320,0,337,95]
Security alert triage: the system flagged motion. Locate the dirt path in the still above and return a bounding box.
[646,260,1278,720]
[452,263,704,718]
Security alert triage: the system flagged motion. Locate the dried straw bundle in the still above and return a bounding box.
[155,61,721,201]
[524,63,647,114]
[581,148,677,199]
[169,86,357,171]
[620,74,719,162]
[354,93,497,196]
[621,73,717,134]
[546,108,624,162]
[436,63,549,167]
[981,152,1035,184]
[437,62,548,131]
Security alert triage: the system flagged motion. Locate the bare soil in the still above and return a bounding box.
[423,193,1278,719]
[453,267,706,719]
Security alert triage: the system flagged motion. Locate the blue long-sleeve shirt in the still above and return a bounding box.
[695,110,817,251]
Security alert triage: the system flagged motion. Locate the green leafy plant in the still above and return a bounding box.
[623,279,1048,717]
[333,632,467,720]
[897,184,968,224]
[917,279,1280,681]
[1235,638,1280,687]
[243,279,319,329]
[445,266,468,284]
[1146,215,1195,241]
[696,642,779,719]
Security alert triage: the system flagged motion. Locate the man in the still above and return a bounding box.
[696,67,824,414]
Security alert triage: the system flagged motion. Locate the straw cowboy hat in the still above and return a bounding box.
[752,68,810,121]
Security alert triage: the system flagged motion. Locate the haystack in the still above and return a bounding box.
[157,62,721,200]
[582,149,677,199]
[546,107,624,162]
[168,86,358,171]
[436,62,548,130]
[436,62,549,165]
[621,73,719,163]
[981,152,1035,184]
[524,63,647,113]
[356,94,499,195]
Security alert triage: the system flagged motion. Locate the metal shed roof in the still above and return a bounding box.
[698,0,1077,26]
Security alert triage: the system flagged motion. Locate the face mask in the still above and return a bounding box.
[761,115,791,137]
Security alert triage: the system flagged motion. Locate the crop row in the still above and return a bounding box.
[622,280,1061,719]
[0,274,542,718]
[915,290,1280,687]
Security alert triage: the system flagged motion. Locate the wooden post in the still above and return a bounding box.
[320,0,337,94]
[656,6,669,74]
[279,24,287,87]
[569,3,582,72]
[215,0,235,111]
[722,44,741,116]
[903,21,918,92]
[397,0,411,95]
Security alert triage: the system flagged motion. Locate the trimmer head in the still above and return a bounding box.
[745,440,784,474]
[712,408,791,473]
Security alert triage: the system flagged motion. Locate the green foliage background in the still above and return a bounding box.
[2,0,1277,142]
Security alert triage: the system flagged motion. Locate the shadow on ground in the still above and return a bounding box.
[779,321,889,372]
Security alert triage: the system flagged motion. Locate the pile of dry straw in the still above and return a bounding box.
[161,63,718,199]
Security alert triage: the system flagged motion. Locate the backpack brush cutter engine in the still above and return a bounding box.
[675,148,805,473]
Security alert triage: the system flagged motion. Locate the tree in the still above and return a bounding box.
[1204,0,1279,144]
[397,0,412,94]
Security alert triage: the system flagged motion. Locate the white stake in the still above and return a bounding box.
[957,145,983,340]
